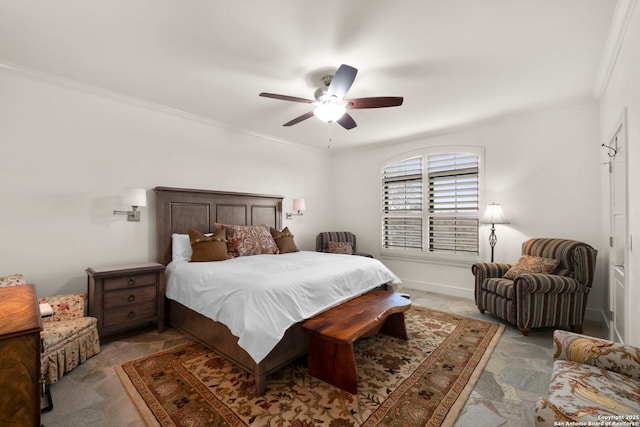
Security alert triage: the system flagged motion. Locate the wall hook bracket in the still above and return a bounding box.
[601,143,617,157]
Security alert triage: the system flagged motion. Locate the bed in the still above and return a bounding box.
[154,186,399,394]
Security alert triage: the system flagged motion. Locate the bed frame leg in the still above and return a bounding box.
[255,368,267,395]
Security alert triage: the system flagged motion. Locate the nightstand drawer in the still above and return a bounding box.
[103,285,157,309]
[103,302,157,329]
[103,273,157,292]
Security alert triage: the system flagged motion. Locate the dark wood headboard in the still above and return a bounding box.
[154,187,283,265]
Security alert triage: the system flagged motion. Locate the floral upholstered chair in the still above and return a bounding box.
[315,231,373,258]
[472,238,597,335]
[0,274,100,407]
[38,292,101,385]
[536,330,640,426]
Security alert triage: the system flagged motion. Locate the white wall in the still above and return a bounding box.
[331,103,606,321]
[0,61,610,326]
[0,66,332,297]
[599,3,640,345]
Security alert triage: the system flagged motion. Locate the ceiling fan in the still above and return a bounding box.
[259,64,403,130]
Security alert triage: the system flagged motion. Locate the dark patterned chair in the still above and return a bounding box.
[315,231,373,258]
[471,238,597,335]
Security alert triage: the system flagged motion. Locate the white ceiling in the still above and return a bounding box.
[0,1,617,150]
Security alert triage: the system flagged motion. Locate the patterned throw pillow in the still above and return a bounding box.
[189,227,230,262]
[270,226,299,254]
[328,241,353,255]
[221,224,279,258]
[0,273,26,288]
[503,255,559,279]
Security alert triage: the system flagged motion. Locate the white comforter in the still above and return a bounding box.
[166,251,400,363]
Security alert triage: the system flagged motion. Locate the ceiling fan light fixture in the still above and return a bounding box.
[313,103,346,122]
[259,64,403,130]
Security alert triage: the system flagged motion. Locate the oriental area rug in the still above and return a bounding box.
[116,307,504,427]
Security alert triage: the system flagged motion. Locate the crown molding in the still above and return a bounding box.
[0,60,326,155]
[593,0,638,99]
[332,97,596,156]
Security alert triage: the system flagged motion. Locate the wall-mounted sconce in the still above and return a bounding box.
[113,188,147,222]
[286,198,305,219]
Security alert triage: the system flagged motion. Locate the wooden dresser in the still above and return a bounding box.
[0,285,43,427]
[86,262,165,338]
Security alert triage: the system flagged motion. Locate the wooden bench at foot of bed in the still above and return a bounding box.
[301,290,411,394]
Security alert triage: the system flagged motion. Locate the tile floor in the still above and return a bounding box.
[40,289,604,426]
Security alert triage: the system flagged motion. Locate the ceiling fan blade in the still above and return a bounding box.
[259,92,314,104]
[346,96,404,109]
[337,113,357,130]
[327,64,358,99]
[283,111,315,127]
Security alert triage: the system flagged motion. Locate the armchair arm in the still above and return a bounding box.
[471,262,512,281]
[514,274,584,294]
[553,330,640,380]
[38,293,87,322]
[472,263,512,307]
[354,251,374,258]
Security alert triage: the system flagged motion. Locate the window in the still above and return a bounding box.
[382,147,482,260]
[427,153,479,254]
[382,157,423,250]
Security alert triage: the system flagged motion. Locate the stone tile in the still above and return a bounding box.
[473,370,505,400]
[455,399,508,426]
[41,289,605,427]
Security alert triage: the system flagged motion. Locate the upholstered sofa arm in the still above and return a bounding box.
[553,330,640,380]
[471,262,512,281]
[38,293,87,323]
[514,274,584,295]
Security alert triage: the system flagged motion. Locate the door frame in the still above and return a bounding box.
[607,107,629,343]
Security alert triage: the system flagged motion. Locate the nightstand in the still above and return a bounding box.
[86,262,165,338]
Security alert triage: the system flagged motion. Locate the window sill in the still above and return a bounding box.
[381,250,480,268]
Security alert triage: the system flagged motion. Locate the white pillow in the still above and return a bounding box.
[172,233,192,262]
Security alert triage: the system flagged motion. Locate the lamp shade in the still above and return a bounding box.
[124,188,147,207]
[293,198,305,211]
[480,203,509,224]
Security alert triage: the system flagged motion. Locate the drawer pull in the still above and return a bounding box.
[128,278,136,286]
[127,294,136,303]
[127,311,136,319]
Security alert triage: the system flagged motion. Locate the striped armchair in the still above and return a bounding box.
[315,231,373,258]
[471,238,597,335]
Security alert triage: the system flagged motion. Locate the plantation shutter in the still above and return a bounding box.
[427,153,479,254]
[382,157,423,249]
